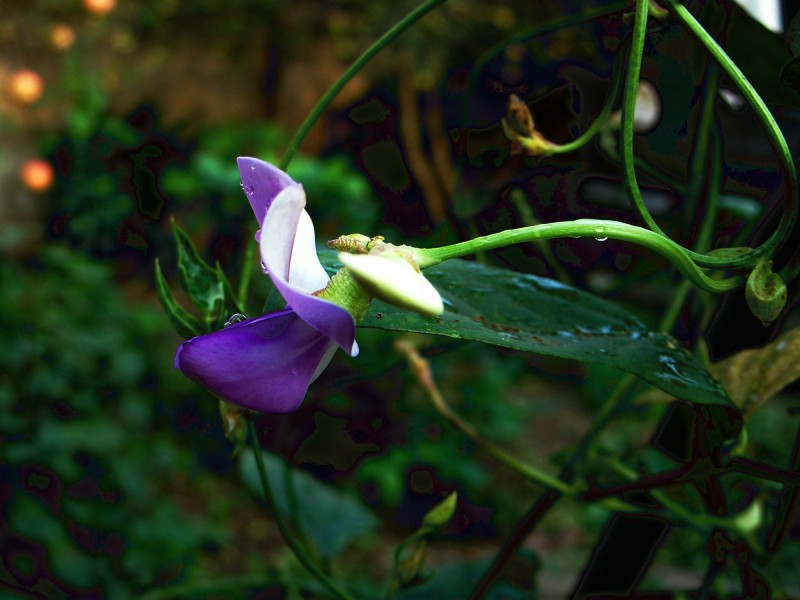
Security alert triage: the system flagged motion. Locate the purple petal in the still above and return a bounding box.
[237,157,296,228]
[261,185,357,355]
[174,309,338,413]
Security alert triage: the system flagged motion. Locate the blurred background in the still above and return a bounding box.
[2,0,799,597]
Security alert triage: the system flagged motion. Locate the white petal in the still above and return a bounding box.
[290,209,330,293]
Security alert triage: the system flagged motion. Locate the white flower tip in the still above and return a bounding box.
[338,252,444,317]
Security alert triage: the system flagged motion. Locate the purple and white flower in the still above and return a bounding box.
[174,158,357,413]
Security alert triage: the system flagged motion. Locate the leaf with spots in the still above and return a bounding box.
[324,254,732,407]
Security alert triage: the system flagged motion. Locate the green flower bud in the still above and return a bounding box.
[745,261,787,326]
[733,500,763,535]
[422,491,458,529]
[338,248,444,317]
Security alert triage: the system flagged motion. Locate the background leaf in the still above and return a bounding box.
[172,221,226,326]
[238,449,379,560]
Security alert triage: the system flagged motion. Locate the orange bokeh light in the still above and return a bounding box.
[8,69,44,105]
[20,160,55,192]
[51,24,76,50]
[83,0,116,15]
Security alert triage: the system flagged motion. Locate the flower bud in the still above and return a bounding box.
[328,233,371,254]
[422,491,458,529]
[745,261,787,326]
[501,94,561,157]
[338,250,444,317]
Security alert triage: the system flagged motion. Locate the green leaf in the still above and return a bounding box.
[171,220,225,325]
[238,449,378,559]
[154,258,203,338]
[356,259,732,407]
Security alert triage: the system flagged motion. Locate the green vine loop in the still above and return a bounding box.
[418,218,741,293]
[660,0,798,275]
[279,0,449,171]
[247,419,357,600]
[621,0,664,236]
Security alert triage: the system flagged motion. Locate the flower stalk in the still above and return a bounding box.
[248,419,356,600]
[417,218,741,294]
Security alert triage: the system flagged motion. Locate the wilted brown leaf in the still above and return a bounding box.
[710,327,800,418]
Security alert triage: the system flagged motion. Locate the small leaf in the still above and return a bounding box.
[171,220,225,324]
[154,258,203,338]
[710,326,800,418]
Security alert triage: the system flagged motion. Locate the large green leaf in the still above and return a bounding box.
[346,257,731,407]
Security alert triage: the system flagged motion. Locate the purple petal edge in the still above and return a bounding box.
[174,310,337,413]
[237,157,296,228]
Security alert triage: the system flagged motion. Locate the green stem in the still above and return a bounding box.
[693,130,723,255]
[663,0,799,275]
[418,219,741,293]
[237,232,257,312]
[607,458,741,531]
[279,0,449,171]
[684,63,720,241]
[247,419,356,600]
[634,155,687,195]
